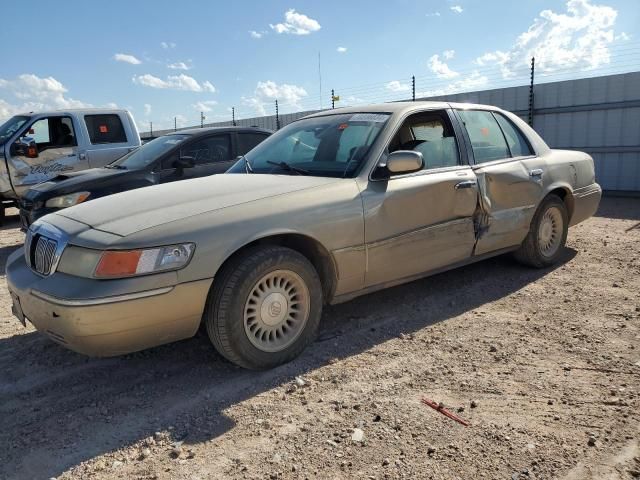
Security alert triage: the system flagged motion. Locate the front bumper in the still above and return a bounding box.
[6,249,213,356]
[570,183,602,226]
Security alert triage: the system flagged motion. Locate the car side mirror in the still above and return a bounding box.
[13,137,38,158]
[386,150,423,175]
[173,155,195,170]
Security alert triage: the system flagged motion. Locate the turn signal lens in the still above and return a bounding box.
[94,243,195,278]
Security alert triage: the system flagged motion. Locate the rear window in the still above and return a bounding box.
[84,114,127,144]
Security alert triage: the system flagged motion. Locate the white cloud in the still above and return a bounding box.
[0,74,91,121]
[475,0,618,77]
[249,30,265,39]
[450,5,464,14]
[337,46,347,53]
[132,74,216,93]
[615,31,630,41]
[385,80,410,92]
[418,72,489,98]
[113,53,141,65]
[443,50,455,60]
[167,61,191,70]
[270,9,321,35]
[192,100,217,112]
[144,103,152,116]
[242,80,308,115]
[160,41,176,49]
[103,102,119,109]
[426,12,441,17]
[429,53,459,79]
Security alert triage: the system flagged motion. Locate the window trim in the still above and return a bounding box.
[83,113,128,145]
[368,108,465,182]
[19,115,78,150]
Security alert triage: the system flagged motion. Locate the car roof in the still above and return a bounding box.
[15,108,132,116]
[302,101,502,119]
[168,126,273,137]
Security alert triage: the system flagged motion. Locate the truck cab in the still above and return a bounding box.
[0,109,141,221]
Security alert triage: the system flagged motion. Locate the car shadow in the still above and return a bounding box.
[0,248,577,479]
[0,209,21,232]
[593,196,640,221]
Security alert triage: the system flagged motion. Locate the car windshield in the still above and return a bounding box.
[228,113,390,178]
[0,115,30,144]
[110,134,189,169]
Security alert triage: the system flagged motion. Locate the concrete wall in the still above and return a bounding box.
[141,72,640,192]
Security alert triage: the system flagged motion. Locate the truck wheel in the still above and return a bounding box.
[514,194,568,268]
[205,246,323,370]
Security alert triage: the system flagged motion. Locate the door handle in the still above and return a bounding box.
[454,180,477,190]
[79,153,87,160]
[529,168,544,177]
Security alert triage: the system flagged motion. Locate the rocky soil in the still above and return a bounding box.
[0,197,639,480]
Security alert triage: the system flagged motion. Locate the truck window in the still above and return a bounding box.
[24,117,77,150]
[84,114,127,144]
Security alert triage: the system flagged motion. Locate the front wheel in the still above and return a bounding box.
[514,194,568,268]
[204,246,323,369]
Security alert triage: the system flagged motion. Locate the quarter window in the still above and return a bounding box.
[388,111,459,171]
[181,135,231,165]
[493,113,533,157]
[84,114,127,144]
[458,110,509,163]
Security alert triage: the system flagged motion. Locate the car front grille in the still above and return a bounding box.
[25,231,59,276]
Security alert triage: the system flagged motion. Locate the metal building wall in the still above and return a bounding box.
[142,72,640,192]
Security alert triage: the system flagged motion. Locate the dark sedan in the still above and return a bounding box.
[19,126,271,227]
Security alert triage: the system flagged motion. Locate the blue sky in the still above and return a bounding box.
[0,0,638,131]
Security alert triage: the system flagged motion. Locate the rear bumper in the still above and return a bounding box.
[570,183,602,226]
[6,250,213,356]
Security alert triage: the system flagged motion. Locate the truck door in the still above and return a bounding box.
[83,113,136,167]
[6,115,90,197]
[455,109,544,255]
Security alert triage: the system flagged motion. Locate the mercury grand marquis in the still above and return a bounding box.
[6,102,602,369]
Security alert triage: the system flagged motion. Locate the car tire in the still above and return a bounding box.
[514,194,568,268]
[204,245,323,370]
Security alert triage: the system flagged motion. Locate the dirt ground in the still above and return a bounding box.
[0,197,639,480]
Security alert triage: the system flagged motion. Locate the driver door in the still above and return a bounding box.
[7,116,89,196]
[361,109,479,287]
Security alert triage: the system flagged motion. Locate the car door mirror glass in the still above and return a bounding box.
[386,150,423,174]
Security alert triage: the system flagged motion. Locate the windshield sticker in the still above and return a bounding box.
[350,113,388,123]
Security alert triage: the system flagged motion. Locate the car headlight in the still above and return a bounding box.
[45,192,91,209]
[94,243,195,278]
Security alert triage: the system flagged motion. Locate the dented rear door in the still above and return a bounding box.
[455,109,544,255]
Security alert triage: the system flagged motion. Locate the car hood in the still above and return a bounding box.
[25,168,130,198]
[53,174,341,237]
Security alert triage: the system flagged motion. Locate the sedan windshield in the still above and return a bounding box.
[110,134,189,169]
[0,115,30,144]
[228,113,390,178]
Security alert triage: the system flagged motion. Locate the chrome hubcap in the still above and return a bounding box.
[244,270,310,353]
[538,206,563,258]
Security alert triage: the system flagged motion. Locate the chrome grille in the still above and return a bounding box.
[32,235,58,275]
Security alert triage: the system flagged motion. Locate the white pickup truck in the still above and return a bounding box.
[0,109,141,221]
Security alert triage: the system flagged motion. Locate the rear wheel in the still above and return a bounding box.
[205,246,323,369]
[514,194,568,268]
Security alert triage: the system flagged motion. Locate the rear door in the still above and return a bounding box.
[455,109,544,255]
[361,109,479,287]
[83,113,135,167]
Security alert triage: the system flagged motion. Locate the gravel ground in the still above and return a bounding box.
[0,198,639,480]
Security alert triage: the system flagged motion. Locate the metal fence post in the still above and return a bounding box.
[275,100,280,130]
[150,121,153,137]
[174,117,177,132]
[232,107,236,126]
[200,111,205,128]
[331,89,335,109]
[528,57,535,126]
[412,75,415,101]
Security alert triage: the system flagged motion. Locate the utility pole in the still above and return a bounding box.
[331,89,335,109]
[275,100,280,130]
[528,57,535,127]
[232,107,236,126]
[200,111,205,128]
[412,75,416,101]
